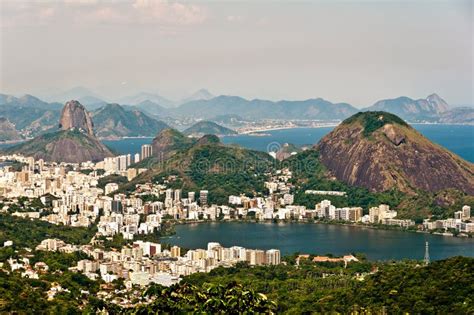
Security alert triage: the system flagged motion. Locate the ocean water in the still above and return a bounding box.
[411,124,474,162]
[102,138,153,156]
[1,125,472,162]
[221,124,474,162]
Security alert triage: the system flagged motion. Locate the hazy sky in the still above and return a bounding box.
[0,0,472,107]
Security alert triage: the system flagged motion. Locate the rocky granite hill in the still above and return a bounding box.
[58,100,95,136]
[4,101,114,163]
[316,111,474,194]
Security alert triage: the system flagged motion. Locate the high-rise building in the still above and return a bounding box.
[348,207,363,222]
[462,205,471,220]
[170,245,181,257]
[200,190,208,206]
[248,249,266,265]
[369,204,397,223]
[265,249,281,265]
[174,189,182,202]
[166,189,173,200]
[117,155,128,171]
[111,200,123,213]
[134,153,140,164]
[188,192,195,202]
[141,144,153,160]
[27,157,35,171]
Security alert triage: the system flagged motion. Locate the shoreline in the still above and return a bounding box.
[99,136,154,141]
[99,122,473,140]
[237,124,339,135]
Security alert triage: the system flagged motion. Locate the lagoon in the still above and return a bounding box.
[166,222,474,261]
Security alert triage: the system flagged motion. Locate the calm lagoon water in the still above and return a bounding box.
[166,222,474,261]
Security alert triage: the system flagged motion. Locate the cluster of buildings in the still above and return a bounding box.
[423,205,473,233]
[101,144,152,174]
[1,153,471,239]
[32,238,280,288]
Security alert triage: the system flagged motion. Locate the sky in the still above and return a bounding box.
[0,0,472,108]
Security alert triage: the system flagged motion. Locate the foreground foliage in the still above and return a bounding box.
[130,282,276,314]
[183,256,474,314]
[0,255,471,313]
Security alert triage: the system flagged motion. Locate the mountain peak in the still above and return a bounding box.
[59,100,94,136]
[102,103,123,111]
[151,128,195,162]
[181,89,214,103]
[317,111,474,194]
[342,111,408,137]
[426,93,449,113]
[196,134,221,146]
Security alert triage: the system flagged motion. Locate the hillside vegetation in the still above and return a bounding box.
[128,133,275,204]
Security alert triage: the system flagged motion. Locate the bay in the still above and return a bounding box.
[73,125,474,163]
[1,124,472,162]
[166,222,474,261]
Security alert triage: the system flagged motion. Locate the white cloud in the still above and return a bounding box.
[84,6,127,23]
[1,3,56,27]
[1,0,208,28]
[132,0,207,25]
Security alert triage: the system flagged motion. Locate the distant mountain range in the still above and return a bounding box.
[43,87,215,109]
[117,92,176,108]
[180,88,214,104]
[91,104,169,138]
[171,96,357,120]
[363,94,450,122]
[0,92,472,141]
[29,88,474,123]
[0,94,169,139]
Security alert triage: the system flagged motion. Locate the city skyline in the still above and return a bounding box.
[1,0,472,107]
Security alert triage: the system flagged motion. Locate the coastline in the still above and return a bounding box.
[238,124,339,135]
[98,136,154,141]
[72,123,474,141]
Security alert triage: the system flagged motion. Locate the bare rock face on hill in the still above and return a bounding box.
[59,100,94,136]
[316,111,474,194]
[4,101,113,163]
